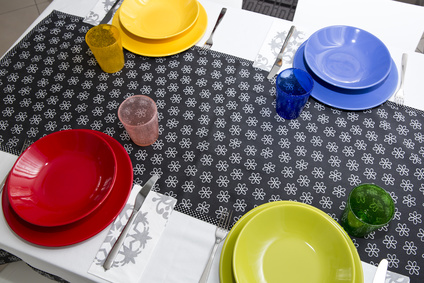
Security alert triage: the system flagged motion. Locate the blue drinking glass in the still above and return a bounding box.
[275,68,314,119]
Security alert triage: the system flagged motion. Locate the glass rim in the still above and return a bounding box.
[85,24,121,48]
[275,68,314,95]
[347,183,395,226]
[117,94,158,127]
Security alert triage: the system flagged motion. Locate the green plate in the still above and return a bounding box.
[220,201,364,283]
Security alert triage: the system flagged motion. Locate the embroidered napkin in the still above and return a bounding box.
[88,183,177,283]
[83,0,124,25]
[253,20,310,73]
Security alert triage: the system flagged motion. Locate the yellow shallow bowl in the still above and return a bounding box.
[119,0,199,39]
[112,4,207,57]
[233,202,357,283]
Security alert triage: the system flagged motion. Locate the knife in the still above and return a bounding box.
[372,259,388,283]
[267,25,296,80]
[99,0,121,25]
[103,175,159,270]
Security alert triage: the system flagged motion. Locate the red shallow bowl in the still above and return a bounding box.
[2,130,133,246]
[7,129,117,227]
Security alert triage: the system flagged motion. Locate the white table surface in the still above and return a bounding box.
[1,0,423,282]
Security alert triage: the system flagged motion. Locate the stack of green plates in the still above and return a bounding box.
[220,201,364,283]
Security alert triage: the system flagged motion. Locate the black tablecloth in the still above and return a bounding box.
[0,11,423,281]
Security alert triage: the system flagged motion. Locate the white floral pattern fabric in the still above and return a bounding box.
[0,11,422,282]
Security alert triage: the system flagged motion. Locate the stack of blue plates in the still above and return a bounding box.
[293,25,398,110]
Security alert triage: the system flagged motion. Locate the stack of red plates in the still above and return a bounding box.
[2,129,133,246]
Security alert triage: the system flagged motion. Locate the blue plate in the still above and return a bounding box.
[293,41,398,111]
[304,26,392,90]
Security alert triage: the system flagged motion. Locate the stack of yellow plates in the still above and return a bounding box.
[112,0,208,57]
[220,201,364,283]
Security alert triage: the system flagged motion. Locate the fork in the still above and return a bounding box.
[203,7,227,50]
[394,53,408,106]
[199,210,232,283]
[0,139,32,192]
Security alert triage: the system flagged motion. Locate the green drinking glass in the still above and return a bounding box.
[341,184,395,237]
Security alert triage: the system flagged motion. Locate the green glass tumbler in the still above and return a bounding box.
[340,184,395,237]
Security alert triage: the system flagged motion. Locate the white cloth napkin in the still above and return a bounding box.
[88,184,177,283]
[83,0,123,25]
[253,20,310,73]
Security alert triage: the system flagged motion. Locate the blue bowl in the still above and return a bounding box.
[304,25,391,90]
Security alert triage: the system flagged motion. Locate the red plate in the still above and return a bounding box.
[2,130,133,246]
[7,130,117,227]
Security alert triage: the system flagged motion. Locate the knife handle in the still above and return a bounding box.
[103,210,138,270]
[276,25,296,63]
[211,8,227,35]
[399,53,408,88]
[100,0,121,25]
[267,25,296,79]
[198,240,220,283]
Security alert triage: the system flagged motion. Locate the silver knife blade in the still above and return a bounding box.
[134,174,158,211]
[267,25,296,80]
[372,259,388,283]
[103,175,159,270]
[99,0,122,25]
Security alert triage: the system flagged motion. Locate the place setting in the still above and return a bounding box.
[84,0,209,58]
[0,91,177,281]
[255,23,400,111]
[293,25,399,111]
[217,183,399,283]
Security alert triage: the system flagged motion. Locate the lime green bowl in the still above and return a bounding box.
[232,202,356,283]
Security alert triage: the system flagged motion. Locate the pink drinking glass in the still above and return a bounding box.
[118,95,159,146]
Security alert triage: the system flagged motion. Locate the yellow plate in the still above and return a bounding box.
[112,4,207,57]
[119,0,199,39]
[225,201,363,283]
